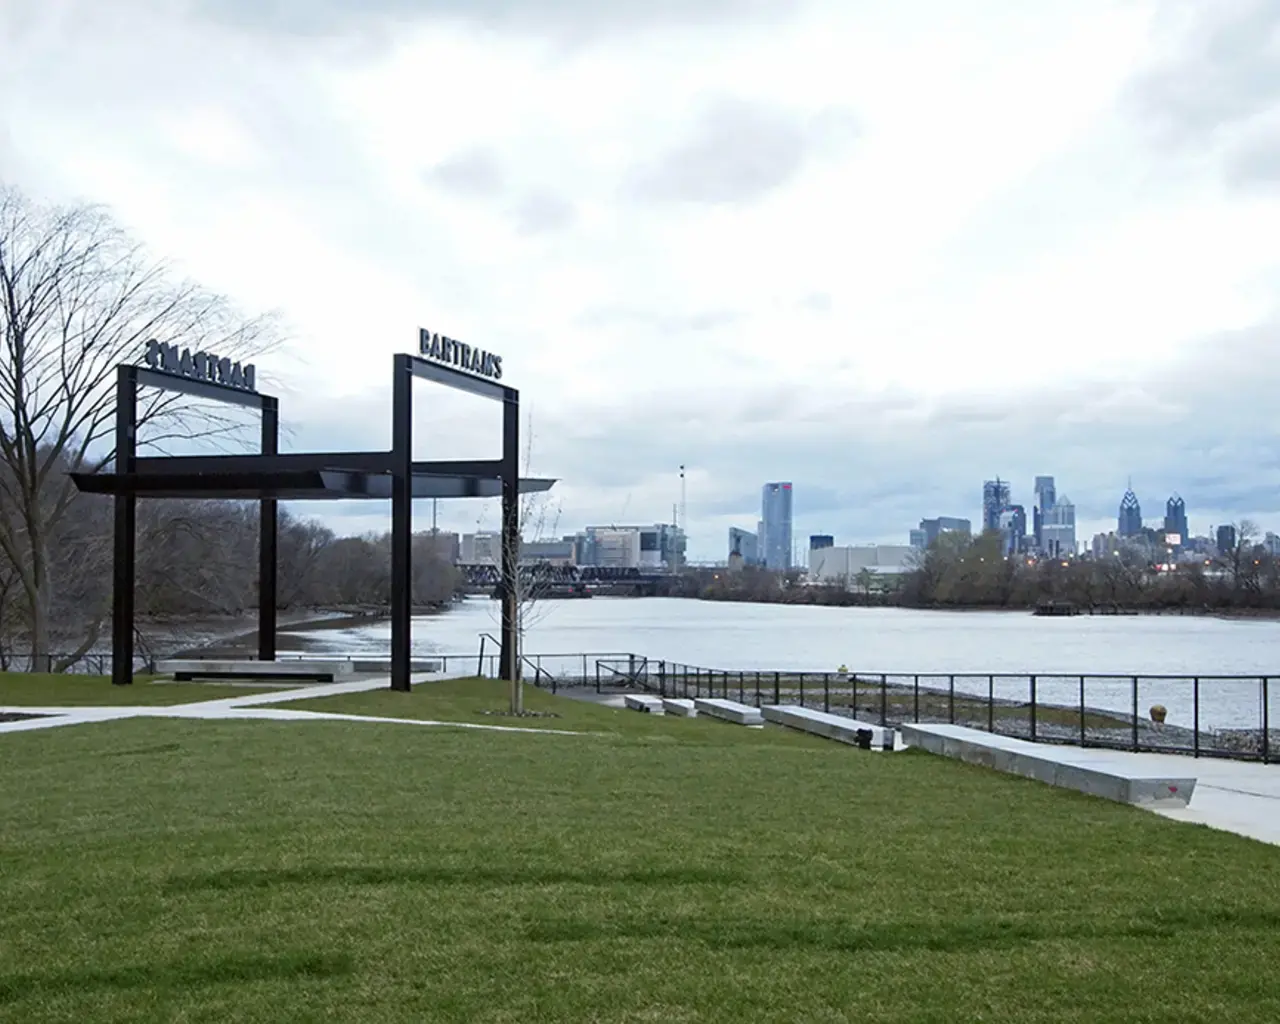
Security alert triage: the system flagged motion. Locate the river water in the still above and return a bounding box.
[280,597,1280,732]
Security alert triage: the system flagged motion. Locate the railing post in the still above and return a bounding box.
[987,675,994,733]
[1079,675,1086,747]
[756,672,762,707]
[582,654,587,687]
[1193,676,1200,758]
[739,671,745,704]
[799,673,805,708]
[774,671,781,705]
[659,661,666,697]
[880,674,887,726]
[912,675,918,723]
[853,674,860,719]
[1263,677,1270,765]
[596,660,601,694]
[1131,676,1139,752]
[948,675,955,725]
[1029,675,1037,741]
[824,673,830,714]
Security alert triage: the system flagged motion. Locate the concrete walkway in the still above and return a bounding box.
[0,673,586,738]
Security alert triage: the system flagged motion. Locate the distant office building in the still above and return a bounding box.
[909,528,927,550]
[982,479,1011,533]
[461,532,501,565]
[1217,524,1237,555]
[761,482,794,570]
[1092,531,1121,559]
[728,527,759,566]
[919,516,971,548]
[579,524,686,570]
[1041,498,1076,559]
[1266,533,1280,557]
[809,545,916,585]
[809,534,834,550]
[520,538,576,565]
[998,505,1027,556]
[1033,476,1056,548]
[1164,495,1189,548]
[1118,487,1143,537]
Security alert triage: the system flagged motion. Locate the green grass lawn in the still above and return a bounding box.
[284,677,826,746]
[0,672,301,707]
[1,689,1279,1022]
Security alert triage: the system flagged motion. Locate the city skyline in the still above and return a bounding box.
[4,3,1278,561]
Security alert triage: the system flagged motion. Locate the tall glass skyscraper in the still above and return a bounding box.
[1033,475,1056,548]
[1118,487,1143,537]
[1164,495,1188,545]
[982,479,1010,534]
[761,482,793,570]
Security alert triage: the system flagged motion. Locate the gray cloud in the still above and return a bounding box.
[511,190,576,235]
[627,97,860,206]
[275,312,1280,555]
[191,0,800,43]
[1127,1,1280,147]
[424,148,506,199]
[1225,116,1280,190]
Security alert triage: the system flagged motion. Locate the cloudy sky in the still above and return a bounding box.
[3,0,1279,558]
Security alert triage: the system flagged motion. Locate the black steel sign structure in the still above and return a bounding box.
[72,333,549,692]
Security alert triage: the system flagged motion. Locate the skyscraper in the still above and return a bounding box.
[1217,524,1237,555]
[728,527,759,565]
[982,478,1010,533]
[998,505,1027,556]
[1118,486,1143,537]
[761,482,794,571]
[1042,498,1076,558]
[1033,476,1056,548]
[1164,495,1188,546]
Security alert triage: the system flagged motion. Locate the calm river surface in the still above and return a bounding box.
[281,598,1280,732]
[287,596,1279,675]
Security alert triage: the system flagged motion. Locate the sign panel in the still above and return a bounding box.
[418,328,502,381]
[144,339,257,393]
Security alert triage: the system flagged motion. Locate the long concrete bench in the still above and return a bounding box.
[900,723,1196,807]
[762,705,894,750]
[694,698,764,727]
[156,659,355,683]
[624,694,665,714]
[662,698,698,717]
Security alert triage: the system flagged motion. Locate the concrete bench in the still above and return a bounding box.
[156,659,355,683]
[900,723,1196,807]
[662,698,698,717]
[694,698,764,727]
[762,705,894,750]
[349,659,442,674]
[624,694,665,714]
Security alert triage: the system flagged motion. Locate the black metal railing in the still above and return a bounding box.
[647,663,1277,764]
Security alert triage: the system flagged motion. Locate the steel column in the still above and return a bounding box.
[111,367,138,686]
[499,393,520,683]
[389,354,414,692]
[257,396,279,662]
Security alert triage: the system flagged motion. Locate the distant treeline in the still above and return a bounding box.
[0,471,460,669]
[697,527,1280,613]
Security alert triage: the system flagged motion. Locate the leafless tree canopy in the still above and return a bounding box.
[0,185,458,668]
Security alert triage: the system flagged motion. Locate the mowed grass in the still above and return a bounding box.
[0,672,293,707]
[285,677,826,745]
[1,698,1279,1022]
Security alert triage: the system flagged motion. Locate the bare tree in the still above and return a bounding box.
[483,414,562,713]
[0,185,281,668]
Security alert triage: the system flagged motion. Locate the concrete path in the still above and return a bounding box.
[899,731,1280,848]
[0,672,585,738]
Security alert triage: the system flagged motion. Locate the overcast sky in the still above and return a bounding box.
[3,0,1279,558]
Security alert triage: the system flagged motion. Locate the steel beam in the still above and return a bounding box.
[389,354,414,693]
[258,397,279,662]
[111,366,138,686]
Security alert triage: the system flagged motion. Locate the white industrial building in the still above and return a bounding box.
[808,544,916,585]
